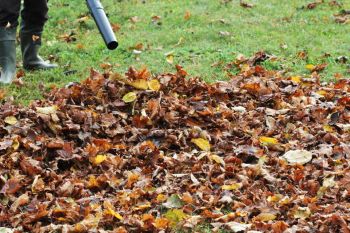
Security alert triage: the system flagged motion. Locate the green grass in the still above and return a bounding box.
[1,0,349,105]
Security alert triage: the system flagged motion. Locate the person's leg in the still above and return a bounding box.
[0,0,21,84]
[0,0,21,28]
[20,0,57,70]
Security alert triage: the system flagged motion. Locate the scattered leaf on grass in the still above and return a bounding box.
[184,10,191,20]
[240,1,254,8]
[219,31,231,37]
[165,52,174,64]
[130,16,140,23]
[306,64,315,71]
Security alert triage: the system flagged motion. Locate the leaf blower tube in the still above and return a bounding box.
[86,0,118,50]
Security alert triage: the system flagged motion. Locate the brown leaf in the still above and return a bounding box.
[184,11,191,20]
[240,1,254,8]
[1,178,22,194]
[20,157,42,176]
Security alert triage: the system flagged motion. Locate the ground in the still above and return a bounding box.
[0,0,349,105]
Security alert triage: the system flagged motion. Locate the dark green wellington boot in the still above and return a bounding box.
[0,27,16,84]
[20,27,57,70]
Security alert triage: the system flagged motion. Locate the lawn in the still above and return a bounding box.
[1,0,349,105]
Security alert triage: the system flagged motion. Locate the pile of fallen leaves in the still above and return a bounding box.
[1,53,350,232]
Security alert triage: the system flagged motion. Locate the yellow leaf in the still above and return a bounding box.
[279,196,291,205]
[91,154,107,165]
[236,211,248,217]
[293,207,311,219]
[305,64,315,71]
[105,208,123,220]
[103,200,123,220]
[36,105,58,114]
[222,183,242,191]
[133,202,151,211]
[254,213,276,222]
[164,209,188,227]
[4,116,17,125]
[148,79,161,91]
[175,37,185,46]
[191,138,211,151]
[241,64,250,72]
[335,159,343,165]
[122,92,137,103]
[291,76,301,83]
[156,194,167,203]
[129,79,149,90]
[267,194,282,203]
[209,154,225,166]
[317,186,327,198]
[12,137,20,151]
[259,136,278,145]
[323,125,334,133]
[166,53,174,64]
[316,90,328,96]
[87,175,99,188]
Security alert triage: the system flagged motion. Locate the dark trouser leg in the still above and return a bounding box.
[20,0,57,70]
[0,0,19,83]
[21,0,48,33]
[0,0,21,28]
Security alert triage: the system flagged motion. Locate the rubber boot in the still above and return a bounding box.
[20,27,57,70]
[0,27,16,84]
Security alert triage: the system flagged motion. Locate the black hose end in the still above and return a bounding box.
[107,41,118,50]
